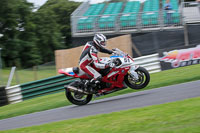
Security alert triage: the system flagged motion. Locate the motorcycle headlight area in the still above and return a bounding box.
[113,58,122,66]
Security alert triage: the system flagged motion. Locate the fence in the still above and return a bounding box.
[4,53,161,105]
[71,0,184,37]
[72,10,183,37]
[1,62,57,87]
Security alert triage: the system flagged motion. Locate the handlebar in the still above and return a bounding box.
[112,48,134,62]
[112,48,127,57]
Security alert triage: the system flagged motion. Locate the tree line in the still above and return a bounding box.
[0,0,80,68]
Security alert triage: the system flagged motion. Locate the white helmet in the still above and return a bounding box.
[93,33,107,48]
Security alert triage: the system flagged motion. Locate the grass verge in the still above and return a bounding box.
[0,64,200,120]
[1,96,200,133]
[1,68,56,86]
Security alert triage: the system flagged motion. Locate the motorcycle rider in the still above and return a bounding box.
[79,33,115,87]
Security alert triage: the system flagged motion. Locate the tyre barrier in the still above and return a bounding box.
[0,86,9,106]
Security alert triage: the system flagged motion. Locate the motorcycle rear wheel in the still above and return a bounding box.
[65,89,93,106]
[124,67,150,89]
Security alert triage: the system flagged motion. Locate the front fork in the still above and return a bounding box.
[128,65,139,80]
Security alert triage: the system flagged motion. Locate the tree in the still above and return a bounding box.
[32,0,80,63]
[39,0,80,47]
[0,0,41,67]
[17,1,42,67]
[33,9,64,62]
[0,0,80,68]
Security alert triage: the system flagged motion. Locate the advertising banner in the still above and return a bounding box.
[159,44,200,70]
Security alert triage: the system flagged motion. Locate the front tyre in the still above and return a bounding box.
[65,89,93,106]
[124,67,150,89]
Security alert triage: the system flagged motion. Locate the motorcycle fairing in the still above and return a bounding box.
[58,67,90,79]
[99,66,130,92]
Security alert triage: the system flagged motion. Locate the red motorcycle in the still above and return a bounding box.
[58,48,150,105]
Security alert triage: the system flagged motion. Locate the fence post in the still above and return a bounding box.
[6,67,16,88]
[0,48,2,85]
[33,66,38,81]
[183,23,189,46]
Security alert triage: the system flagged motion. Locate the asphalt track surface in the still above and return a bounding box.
[0,80,200,131]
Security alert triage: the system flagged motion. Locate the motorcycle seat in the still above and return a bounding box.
[73,67,79,74]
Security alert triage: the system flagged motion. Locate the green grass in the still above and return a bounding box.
[0,64,200,120]
[0,92,69,120]
[1,96,200,133]
[1,67,57,86]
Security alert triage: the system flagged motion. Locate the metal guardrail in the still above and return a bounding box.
[20,75,74,100]
[5,75,75,104]
[134,53,161,73]
[4,53,161,104]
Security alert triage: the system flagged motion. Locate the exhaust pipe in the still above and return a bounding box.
[66,85,89,94]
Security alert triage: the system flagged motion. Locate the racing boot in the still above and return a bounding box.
[83,79,97,93]
[85,76,102,93]
[90,76,102,85]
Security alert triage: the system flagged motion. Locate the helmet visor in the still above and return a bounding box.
[100,41,106,47]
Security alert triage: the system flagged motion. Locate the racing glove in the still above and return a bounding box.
[112,49,119,55]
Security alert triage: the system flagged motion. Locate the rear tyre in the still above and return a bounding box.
[124,67,150,89]
[65,89,93,106]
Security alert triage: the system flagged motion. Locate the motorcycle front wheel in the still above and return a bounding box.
[65,89,93,106]
[124,67,150,90]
